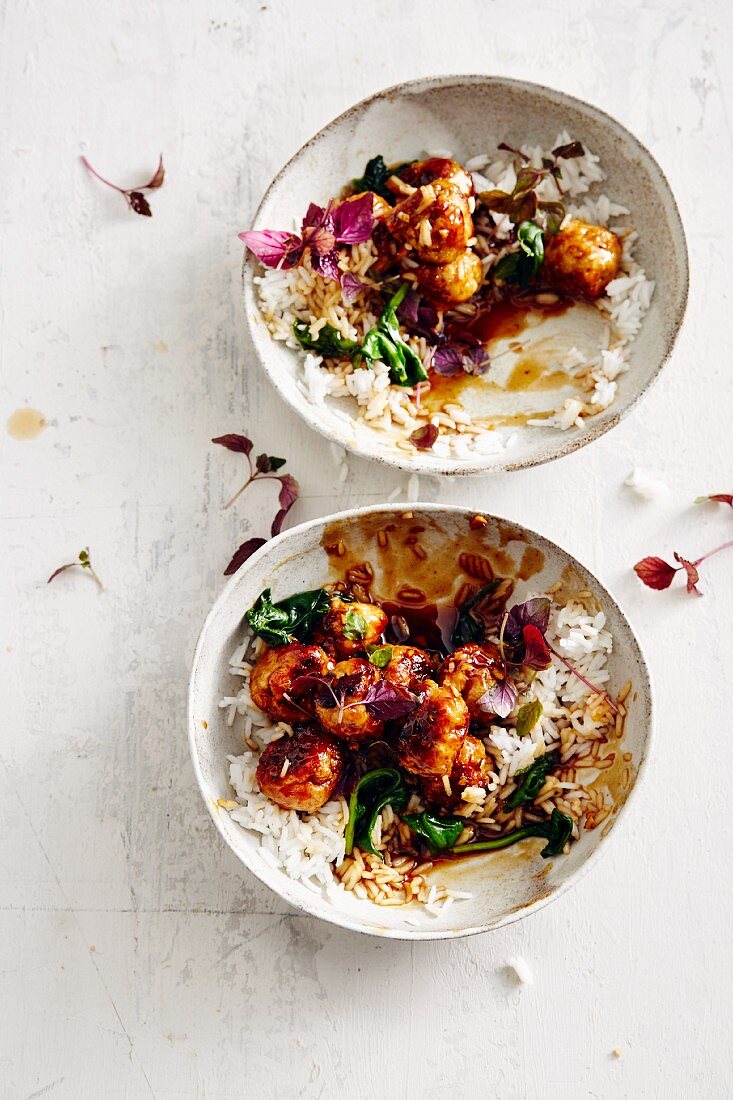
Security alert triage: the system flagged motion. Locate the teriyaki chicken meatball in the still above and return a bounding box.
[249,642,333,723]
[387,179,474,265]
[381,644,437,689]
[314,658,385,744]
[322,597,388,658]
[543,219,622,300]
[421,733,489,806]
[395,679,469,778]
[256,726,345,812]
[439,642,506,722]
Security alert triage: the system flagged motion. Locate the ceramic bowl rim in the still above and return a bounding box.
[188,501,655,940]
[241,73,689,477]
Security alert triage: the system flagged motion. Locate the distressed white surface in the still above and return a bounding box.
[1,1,732,1097]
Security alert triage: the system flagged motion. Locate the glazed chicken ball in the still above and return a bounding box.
[439,642,506,722]
[395,679,469,778]
[256,726,345,812]
[421,733,489,806]
[387,180,474,265]
[314,658,385,744]
[381,644,437,689]
[416,248,484,308]
[543,219,622,300]
[249,643,334,724]
[322,597,388,658]
[345,190,392,220]
[397,157,474,199]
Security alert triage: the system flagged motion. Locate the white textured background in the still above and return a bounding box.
[2,1,732,1097]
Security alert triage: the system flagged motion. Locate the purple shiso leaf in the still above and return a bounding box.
[312,249,341,282]
[340,272,365,303]
[301,202,328,230]
[239,230,303,268]
[477,679,517,719]
[332,193,374,243]
[224,537,267,576]
[362,680,418,720]
[432,345,464,376]
[307,224,337,257]
[520,625,553,670]
[505,597,552,647]
[397,288,421,327]
[398,290,441,343]
[463,345,491,375]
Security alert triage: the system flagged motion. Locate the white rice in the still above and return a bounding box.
[219,592,620,909]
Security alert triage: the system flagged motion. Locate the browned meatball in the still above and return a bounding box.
[314,658,385,744]
[322,597,388,659]
[249,643,333,724]
[421,733,489,806]
[387,180,473,264]
[416,249,483,308]
[256,726,345,812]
[439,642,506,722]
[543,219,622,300]
[345,190,392,220]
[397,157,474,199]
[395,679,469,778]
[382,644,437,689]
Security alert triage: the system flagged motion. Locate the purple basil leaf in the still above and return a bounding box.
[477,679,517,719]
[505,597,551,646]
[307,224,337,258]
[332,193,374,244]
[521,625,552,670]
[224,537,267,576]
[212,434,253,455]
[409,423,439,450]
[432,346,464,376]
[311,248,341,282]
[302,202,326,230]
[127,191,152,217]
[463,346,491,375]
[270,474,300,536]
[362,680,418,720]
[47,562,76,584]
[144,156,165,189]
[239,230,303,268]
[397,288,420,327]
[340,272,365,303]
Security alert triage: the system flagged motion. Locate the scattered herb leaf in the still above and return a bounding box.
[634,536,733,598]
[477,679,517,719]
[212,434,300,573]
[81,154,165,217]
[695,493,733,508]
[368,645,393,669]
[516,699,543,737]
[47,546,104,591]
[343,608,368,640]
[409,423,439,450]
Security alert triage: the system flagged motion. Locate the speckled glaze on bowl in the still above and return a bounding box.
[242,75,688,476]
[188,504,653,939]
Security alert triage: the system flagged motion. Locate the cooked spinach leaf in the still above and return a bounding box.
[452,808,572,859]
[345,768,409,856]
[351,155,413,203]
[245,587,331,647]
[359,284,428,387]
[403,812,465,853]
[494,220,545,287]
[293,321,360,359]
[504,751,558,810]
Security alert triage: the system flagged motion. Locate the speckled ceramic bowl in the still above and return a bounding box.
[188,504,653,939]
[242,75,688,476]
